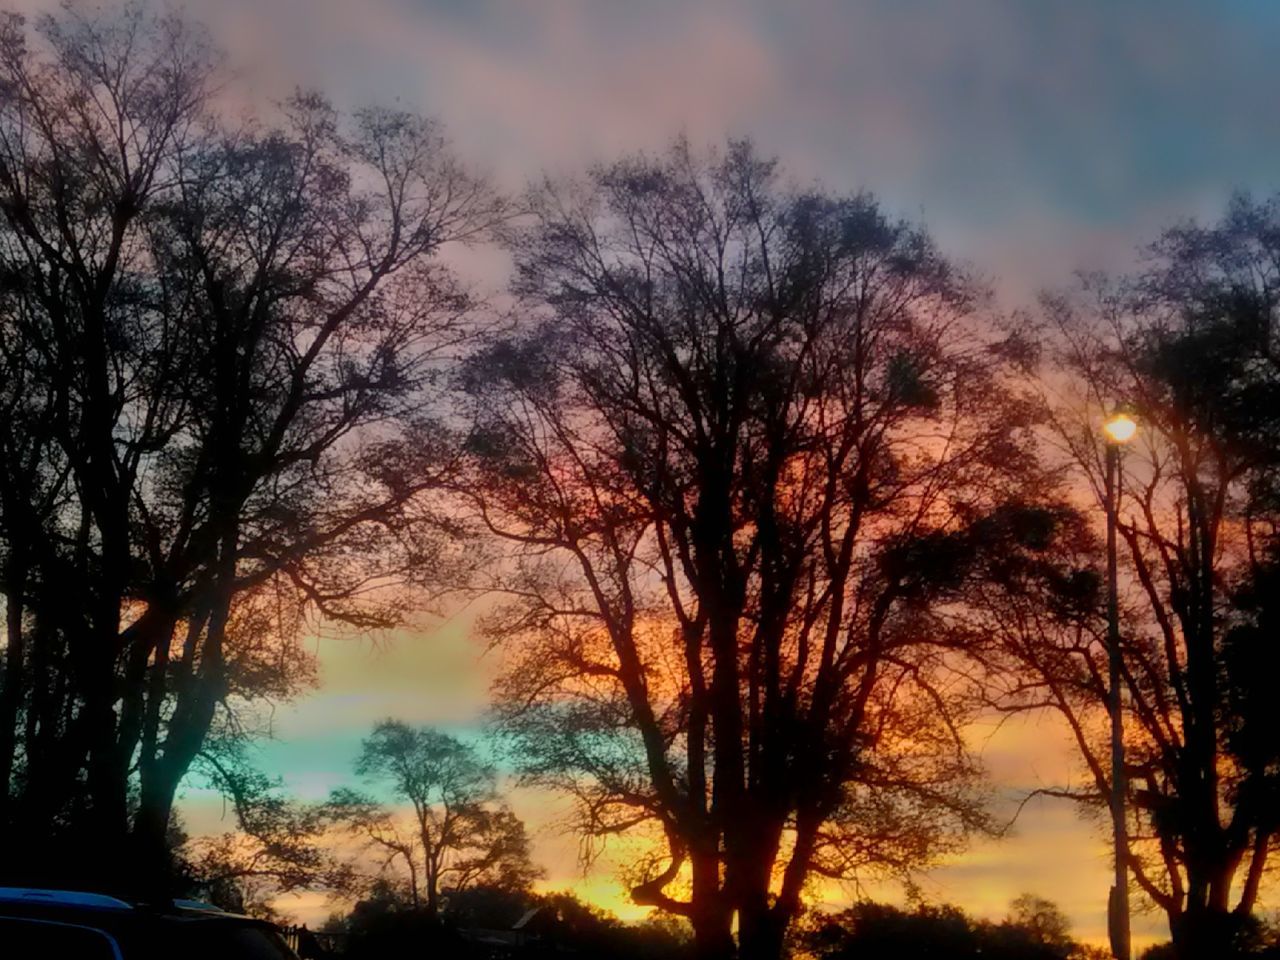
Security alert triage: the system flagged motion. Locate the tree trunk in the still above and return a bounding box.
[425,887,439,919]
[1168,856,1246,960]
[691,909,736,960]
[132,769,181,898]
[132,669,224,897]
[82,636,131,890]
[79,530,130,880]
[1171,904,1237,960]
[738,911,786,960]
[1236,830,1269,916]
[0,550,28,819]
[689,844,734,960]
[131,581,231,897]
[733,817,786,960]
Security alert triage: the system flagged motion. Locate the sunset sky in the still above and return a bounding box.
[32,0,1276,946]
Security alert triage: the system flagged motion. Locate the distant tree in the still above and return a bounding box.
[0,5,500,893]
[1006,893,1075,955]
[982,194,1280,958]
[802,902,978,959]
[459,138,1043,959]
[339,881,465,960]
[328,721,542,916]
[174,739,348,919]
[325,884,694,960]
[510,890,696,960]
[801,897,1093,960]
[440,882,533,928]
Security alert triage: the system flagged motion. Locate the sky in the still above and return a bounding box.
[185,0,1280,303]
[34,0,1278,946]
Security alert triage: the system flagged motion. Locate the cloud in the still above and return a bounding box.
[164,0,1280,307]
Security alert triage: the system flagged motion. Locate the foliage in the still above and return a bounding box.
[172,739,350,919]
[325,884,694,960]
[980,192,1280,957]
[461,137,1042,958]
[0,4,498,894]
[327,720,541,913]
[800,896,1099,960]
[1140,912,1280,960]
[524,891,696,960]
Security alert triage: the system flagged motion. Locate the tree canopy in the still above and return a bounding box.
[976,193,1280,958]
[0,4,500,894]
[459,138,1048,960]
[328,720,541,915]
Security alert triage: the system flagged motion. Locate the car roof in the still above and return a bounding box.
[0,887,270,925]
[0,897,300,960]
[0,887,134,910]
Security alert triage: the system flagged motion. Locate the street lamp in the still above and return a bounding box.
[1103,410,1136,960]
[1103,413,1137,445]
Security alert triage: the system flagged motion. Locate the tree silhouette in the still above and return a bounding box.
[800,896,1102,960]
[174,739,351,919]
[330,884,696,960]
[982,193,1280,958]
[0,5,501,894]
[460,139,1044,959]
[328,721,541,916]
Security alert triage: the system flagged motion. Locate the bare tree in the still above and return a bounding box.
[459,140,1042,960]
[179,739,349,919]
[982,194,1280,958]
[328,720,541,916]
[0,5,502,893]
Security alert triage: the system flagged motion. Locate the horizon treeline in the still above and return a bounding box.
[0,7,1276,960]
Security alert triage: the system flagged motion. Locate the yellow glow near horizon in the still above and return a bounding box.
[1102,412,1137,444]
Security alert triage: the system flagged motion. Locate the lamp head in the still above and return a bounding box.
[1102,412,1137,445]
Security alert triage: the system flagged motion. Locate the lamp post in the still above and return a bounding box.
[1102,411,1136,960]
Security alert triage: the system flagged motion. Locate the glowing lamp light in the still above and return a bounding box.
[1102,412,1137,444]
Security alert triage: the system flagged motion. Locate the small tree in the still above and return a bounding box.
[329,720,541,916]
[177,739,348,919]
[1006,893,1076,956]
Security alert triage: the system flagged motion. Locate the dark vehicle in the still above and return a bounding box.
[0,887,300,959]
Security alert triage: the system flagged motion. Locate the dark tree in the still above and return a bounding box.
[522,891,697,960]
[176,739,349,920]
[983,194,1280,959]
[799,896,1101,960]
[330,885,696,960]
[328,720,541,916]
[0,5,500,894]
[459,139,1043,959]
